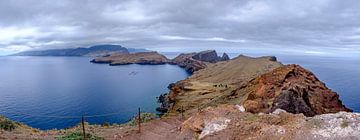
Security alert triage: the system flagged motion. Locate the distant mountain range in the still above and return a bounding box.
[12,44,150,57]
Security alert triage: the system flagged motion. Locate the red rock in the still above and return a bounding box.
[243,64,352,116]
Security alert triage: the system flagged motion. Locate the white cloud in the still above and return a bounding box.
[159,35,246,43]
[0,0,359,57]
[225,1,271,23]
[101,1,155,23]
[0,26,40,43]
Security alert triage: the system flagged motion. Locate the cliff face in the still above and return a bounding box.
[170,50,229,73]
[239,64,352,116]
[191,50,221,63]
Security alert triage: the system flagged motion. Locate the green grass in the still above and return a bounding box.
[0,117,16,131]
[244,114,259,122]
[57,131,104,140]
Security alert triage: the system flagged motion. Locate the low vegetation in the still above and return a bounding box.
[243,114,259,122]
[57,131,104,140]
[127,113,156,126]
[305,118,324,128]
[0,116,16,131]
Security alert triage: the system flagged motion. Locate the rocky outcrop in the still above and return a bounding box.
[240,64,351,116]
[170,50,229,73]
[91,51,169,65]
[221,53,230,61]
[191,50,220,63]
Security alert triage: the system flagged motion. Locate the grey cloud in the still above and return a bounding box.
[0,0,359,56]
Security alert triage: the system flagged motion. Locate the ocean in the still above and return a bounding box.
[0,56,189,130]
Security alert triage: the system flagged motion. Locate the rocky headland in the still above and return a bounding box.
[91,50,230,73]
[169,50,230,73]
[1,51,358,140]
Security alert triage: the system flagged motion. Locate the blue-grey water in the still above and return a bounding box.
[0,56,190,130]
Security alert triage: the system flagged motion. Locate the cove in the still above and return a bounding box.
[0,56,190,130]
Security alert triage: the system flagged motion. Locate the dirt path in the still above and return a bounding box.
[118,117,185,140]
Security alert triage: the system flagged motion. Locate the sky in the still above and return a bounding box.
[0,0,360,57]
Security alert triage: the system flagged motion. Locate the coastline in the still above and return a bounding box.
[1,51,358,139]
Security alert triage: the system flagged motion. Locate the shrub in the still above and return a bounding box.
[244,114,259,122]
[127,113,156,126]
[101,122,110,128]
[57,131,104,140]
[0,117,16,131]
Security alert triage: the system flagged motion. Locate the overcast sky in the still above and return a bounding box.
[0,0,360,57]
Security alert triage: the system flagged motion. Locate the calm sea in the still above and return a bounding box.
[0,56,189,130]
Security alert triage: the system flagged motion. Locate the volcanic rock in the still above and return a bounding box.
[170,50,229,73]
[241,64,352,116]
[191,50,220,63]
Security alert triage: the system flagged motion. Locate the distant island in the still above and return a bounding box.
[11,44,150,57]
